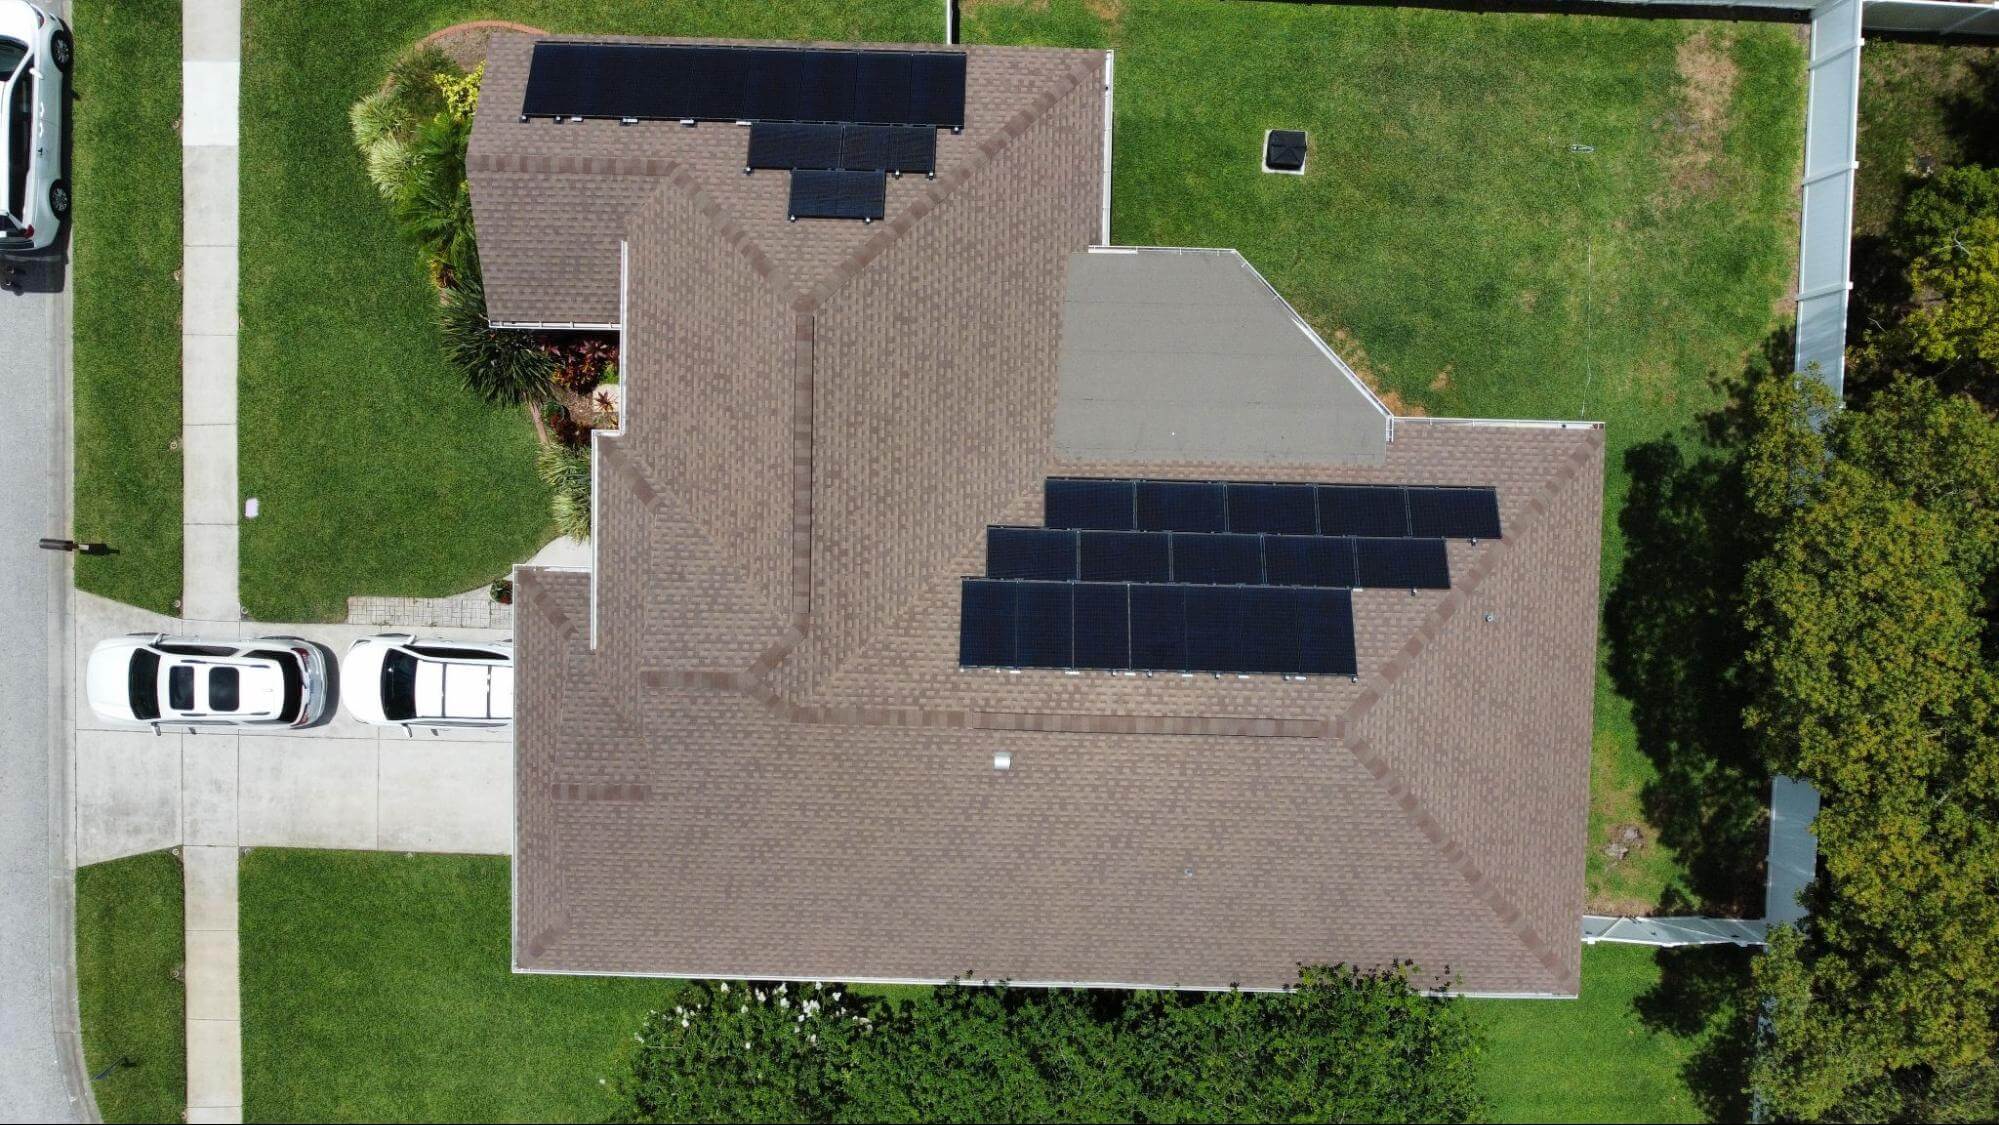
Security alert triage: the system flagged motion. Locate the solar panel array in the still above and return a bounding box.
[958,477,1502,676]
[521,43,968,127]
[986,527,1449,589]
[961,580,1357,675]
[520,42,967,223]
[1044,478,1502,540]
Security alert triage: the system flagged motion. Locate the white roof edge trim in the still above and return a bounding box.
[488,320,623,331]
[507,962,1571,998]
[1100,50,1114,245]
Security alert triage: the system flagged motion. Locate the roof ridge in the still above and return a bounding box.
[1329,427,1605,989]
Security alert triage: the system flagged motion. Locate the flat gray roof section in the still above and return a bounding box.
[1054,247,1390,465]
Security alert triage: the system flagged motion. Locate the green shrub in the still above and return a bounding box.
[393,114,477,279]
[439,274,556,405]
[537,443,591,542]
[436,62,484,124]
[384,45,457,123]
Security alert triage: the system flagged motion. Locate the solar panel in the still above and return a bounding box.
[1296,587,1357,675]
[521,42,968,127]
[959,579,1015,666]
[986,527,1076,581]
[1137,481,1227,532]
[1172,533,1264,585]
[1354,537,1450,589]
[1072,583,1131,668]
[747,121,843,169]
[1406,486,1502,540]
[1014,582,1074,668]
[1045,479,1135,530]
[1129,583,1187,671]
[1078,531,1171,583]
[1227,483,1318,534]
[1318,485,1408,537]
[789,169,886,221]
[1236,587,1306,673]
[1184,586,1242,670]
[1263,534,1356,587]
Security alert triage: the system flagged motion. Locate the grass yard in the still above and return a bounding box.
[69,0,182,614]
[75,850,186,1125]
[968,1,1807,913]
[239,0,941,622]
[1853,40,1999,239]
[240,849,672,1121]
[1476,943,1754,1124]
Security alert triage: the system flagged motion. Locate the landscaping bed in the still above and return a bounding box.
[967,0,1807,914]
[70,0,182,614]
[76,850,186,1125]
[239,0,941,621]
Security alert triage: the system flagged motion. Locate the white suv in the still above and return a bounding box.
[0,1,69,256]
[87,634,335,730]
[341,634,514,730]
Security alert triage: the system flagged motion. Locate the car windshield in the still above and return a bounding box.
[6,63,31,222]
[381,650,418,722]
[128,650,161,721]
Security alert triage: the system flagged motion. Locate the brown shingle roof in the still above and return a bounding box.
[482,34,1603,995]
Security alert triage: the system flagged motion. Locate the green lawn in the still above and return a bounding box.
[1476,943,1753,1124]
[239,0,941,621]
[1853,40,1999,239]
[70,0,182,614]
[240,849,673,1122]
[968,1,1806,913]
[75,851,186,1125]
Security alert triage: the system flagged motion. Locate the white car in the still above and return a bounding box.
[0,1,70,255]
[86,634,333,730]
[341,634,514,730]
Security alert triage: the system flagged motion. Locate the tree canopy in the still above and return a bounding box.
[1738,374,1999,1121]
[613,966,1488,1124]
[1857,165,1999,398]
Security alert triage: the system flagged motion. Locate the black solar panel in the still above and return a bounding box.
[1235,587,1305,673]
[1264,534,1356,587]
[1184,586,1242,671]
[959,579,1015,666]
[788,169,886,221]
[1013,582,1074,668]
[1171,533,1264,585]
[986,527,1076,581]
[1129,583,1187,672]
[1317,485,1409,537]
[1072,583,1131,668]
[1078,531,1171,583]
[747,122,938,173]
[1406,486,1502,540]
[1227,483,1318,534]
[1296,587,1357,675]
[1045,478,1135,530]
[522,42,968,127]
[1354,537,1450,589]
[1137,481,1227,532]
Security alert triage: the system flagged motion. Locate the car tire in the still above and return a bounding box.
[48,180,70,220]
[50,31,72,72]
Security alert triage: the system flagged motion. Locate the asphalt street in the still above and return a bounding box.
[0,187,89,1125]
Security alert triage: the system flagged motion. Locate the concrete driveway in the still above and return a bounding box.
[73,592,514,864]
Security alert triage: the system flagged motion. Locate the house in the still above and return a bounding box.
[468,33,1605,996]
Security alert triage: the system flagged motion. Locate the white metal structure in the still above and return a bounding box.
[0,1,68,255]
[85,633,332,729]
[1795,0,1864,394]
[342,634,515,730]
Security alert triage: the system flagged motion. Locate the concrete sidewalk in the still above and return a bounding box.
[182,0,240,622]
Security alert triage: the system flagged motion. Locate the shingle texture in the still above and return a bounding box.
[484,34,1604,995]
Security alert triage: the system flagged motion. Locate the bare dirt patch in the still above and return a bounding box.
[416,19,547,70]
[1658,29,1739,198]
[1329,326,1426,417]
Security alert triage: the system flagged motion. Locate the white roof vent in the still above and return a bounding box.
[993,750,1012,772]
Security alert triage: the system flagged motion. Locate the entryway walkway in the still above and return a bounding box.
[182,0,239,624]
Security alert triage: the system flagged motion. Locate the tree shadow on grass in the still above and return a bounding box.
[1635,944,1759,1123]
[1602,350,1782,916]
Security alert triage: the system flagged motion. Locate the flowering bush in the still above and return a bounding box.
[436,61,484,123]
[616,981,866,1124]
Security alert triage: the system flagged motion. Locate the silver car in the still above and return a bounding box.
[86,633,334,731]
[0,1,69,255]
[341,634,514,731]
